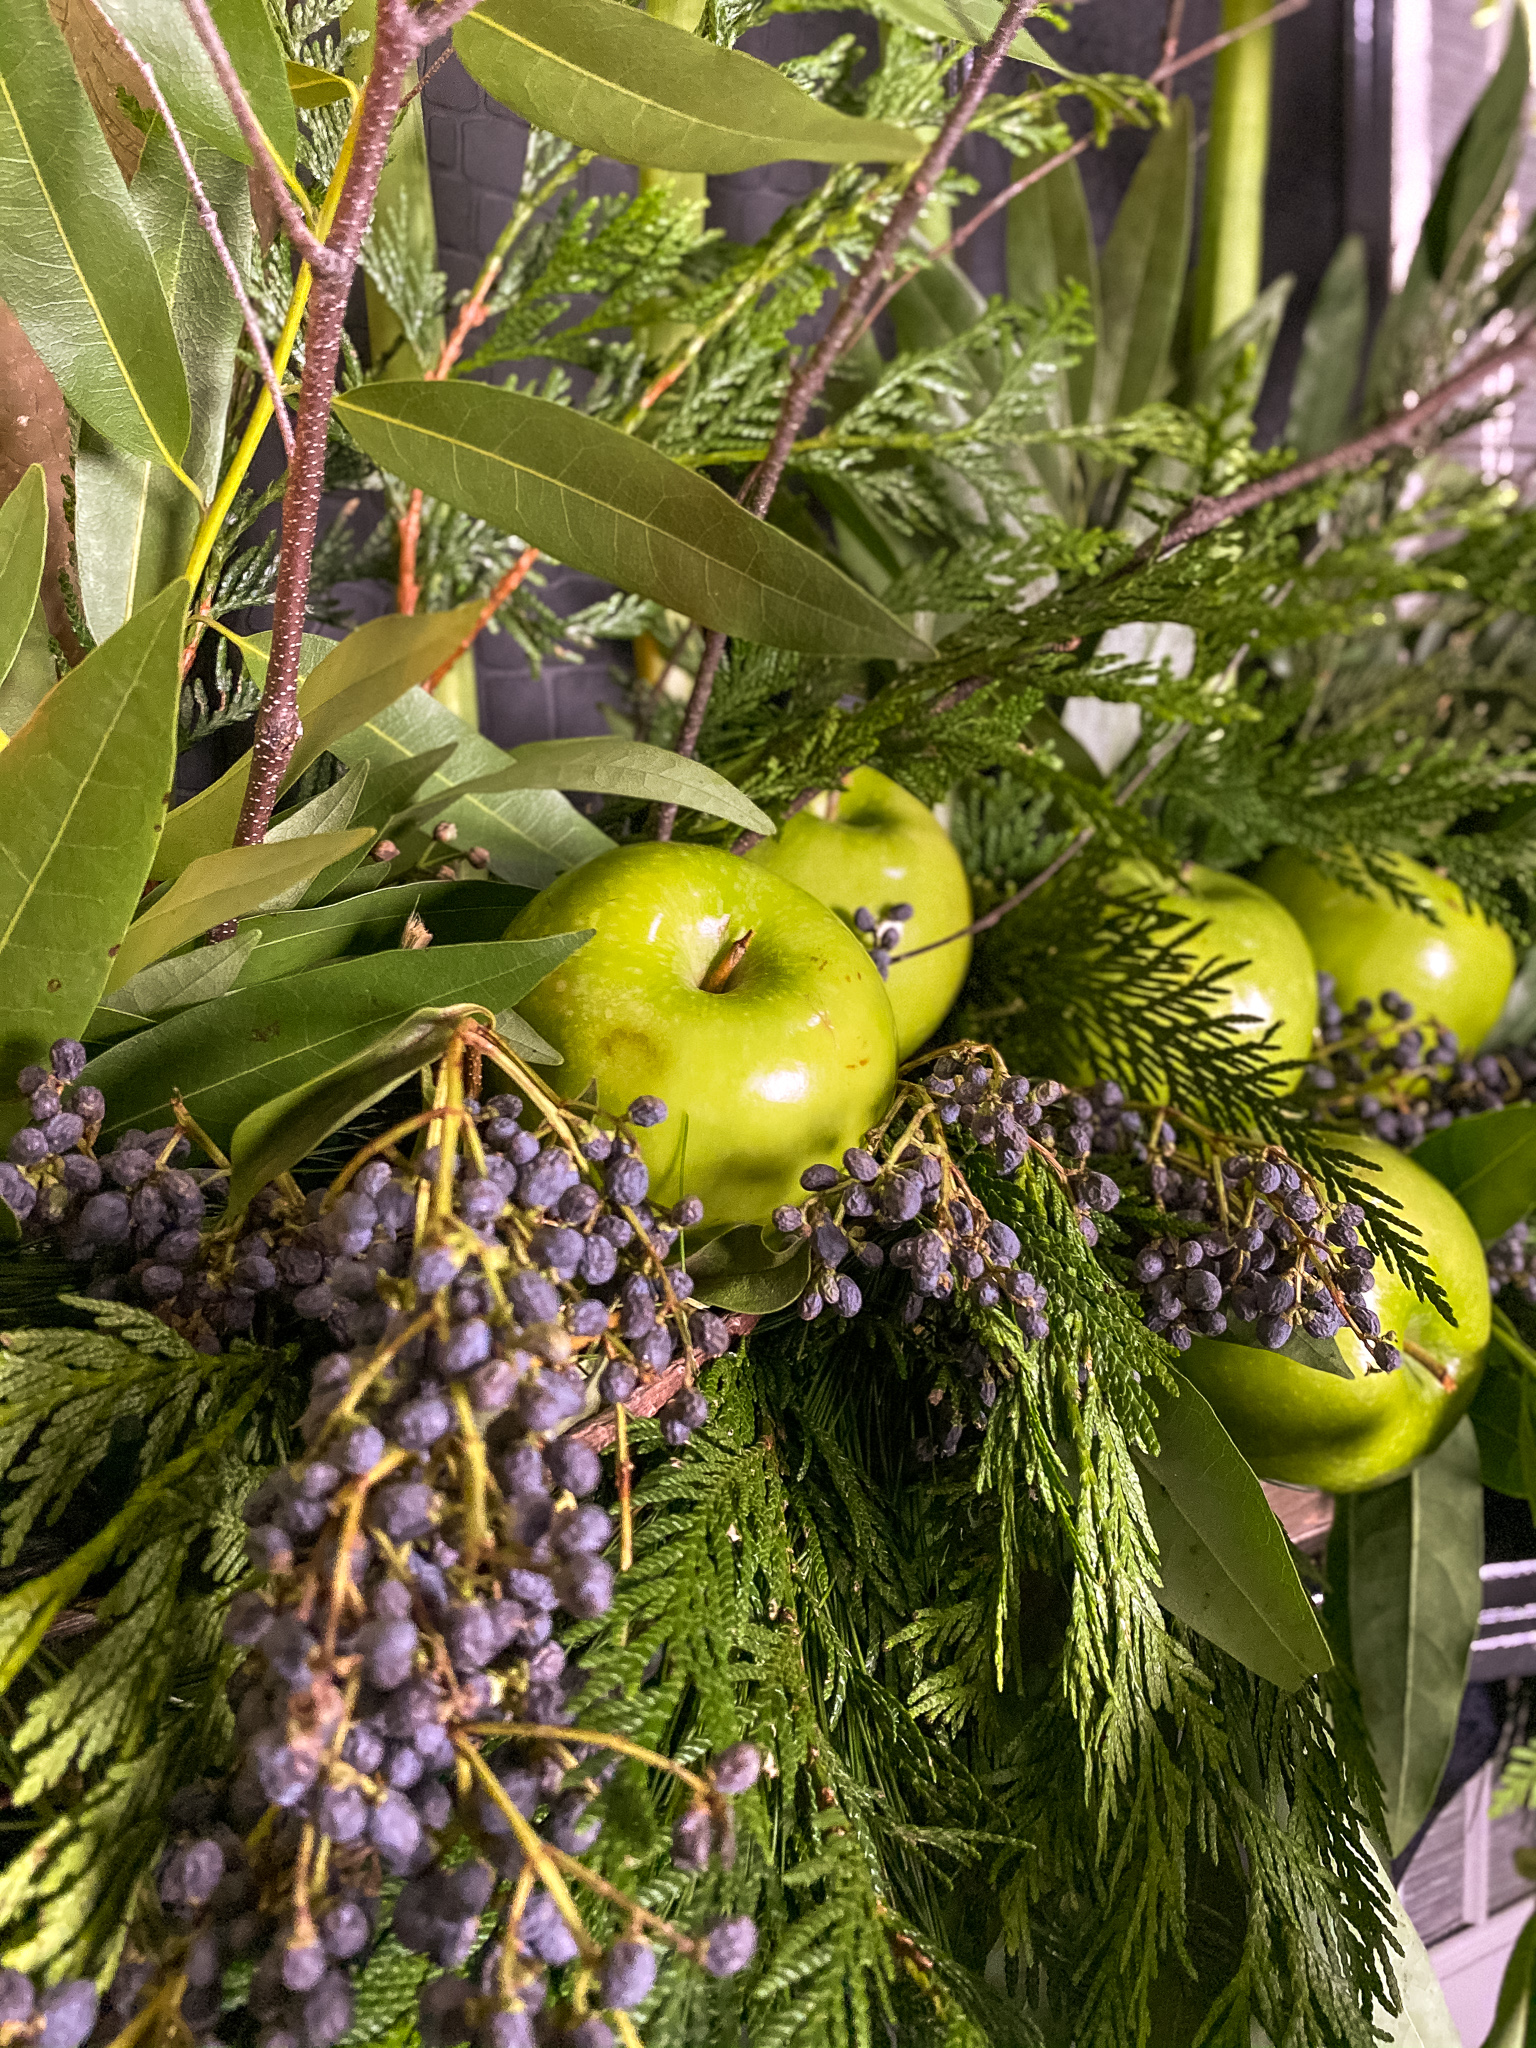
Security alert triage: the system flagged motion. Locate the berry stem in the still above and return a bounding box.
[453,1737,603,1958]
[460,1722,712,1796]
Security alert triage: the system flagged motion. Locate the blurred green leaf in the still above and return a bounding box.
[863,0,1065,68]
[332,383,932,662]
[232,879,533,989]
[87,935,590,1145]
[1006,148,1099,427]
[1286,233,1368,458]
[152,607,482,883]
[108,830,373,992]
[0,581,185,1077]
[1134,1369,1331,1690]
[330,688,613,889]
[456,0,919,172]
[1469,1319,1528,1497]
[0,0,192,471]
[1325,1417,1483,1855]
[1480,1900,1536,2048]
[1412,1103,1536,1242]
[1092,98,1193,424]
[1174,273,1293,422]
[286,60,353,108]
[87,928,264,1041]
[96,0,297,167]
[0,467,47,688]
[0,600,57,737]
[686,1225,812,1313]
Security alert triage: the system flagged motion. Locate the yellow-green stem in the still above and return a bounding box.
[1189,0,1274,354]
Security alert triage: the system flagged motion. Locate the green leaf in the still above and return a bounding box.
[330,687,613,889]
[685,1225,812,1313]
[86,936,591,1144]
[863,0,1067,68]
[0,466,47,688]
[0,580,184,1078]
[1091,98,1193,424]
[107,829,374,992]
[95,0,297,168]
[332,383,932,662]
[454,0,920,172]
[1470,1322,1527,1497]
[286,59,353,109]
[1412,1104,1536,1242]
[492,1007,560,1065]
[75,125,250,640]
[1134,1370,1332,1690]
[231,879,533,989]
[391,737,773,840]
[354,743,460,829]
[1286,233,1368,458]
[1006,150,1099,423]
[151,607,484,884]
[267,763,373,909]
[0,0,193,473]
[87,927,264,1040]
[1481,1902,1536,2048]
[1174,273,1294,422]
[0,597,56,736]
[1325,1416,1484,1854]
[1368,1844,1463,2048]
[227,1007,466,1211]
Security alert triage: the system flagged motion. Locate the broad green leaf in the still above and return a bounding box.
[1006,149,1099,425]
[1481,1903,1536,2048]
[151,607,484,884]
[227,1007,464,1211]
[492,1008,560,1065]
[355,743,459,829]
[1367,1845,1462,2048]
[1470,1325,1526,1497]
[87,935,590,1145]
[1092,98,1193,424]
[1286,233,1368,458]
[1413,1103,1536,1242]
[232,879,533,989]
[267,764,373,909]
[333,383,932,662]
[0,467,47,687]
[1174,273,1294,423]
[76,126,250,641]
[0,599,55,735]
[891,257,985,358]
[0,581,185,1077]
[87,927,264,1041]
[107,830,374,993]
[863,0,1066,68]
[1134,1370,1332,1690]
[390,737,773,839]
[287,60,354,109]
[0,0,192,472]
[455,0,920,172]
[95,0,297,168]
[686,1224,812,1313]
[330,687,613,889]
[1325,1416,1484,1854]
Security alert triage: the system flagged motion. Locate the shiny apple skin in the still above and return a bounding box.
[747,768,973,1058]
[1254,846,1516,1052]
[1181,1136,1489,1491]
[504,843,898,1231]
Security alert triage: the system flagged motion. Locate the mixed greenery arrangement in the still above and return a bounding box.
[11,0,1536,2041]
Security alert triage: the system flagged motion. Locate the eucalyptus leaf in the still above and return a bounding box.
[0,0,192,472]
[232,880,533,989]
[227,1008,465,1212]
[1325,1416,1484,1854]
[1223,1312,1354,1379]
[455,0,920,172]
[87,935,591,1145]
[152,606,484,884]
[0,467,47,687]
[332,383,931,661]
[286,60,353,108]
[87,928,264,1041]
[0,580,185,1078]
[76,127,250,641]
[1134,1370,1332,1690]
[492,1009,562,1066]
[1412,1103,1536,1242]
[107,830,375,993]
[391,737,773,840]
[354,744,459,830]
[95,0,297,168]
[330,688,613,889]
[267,765,373,911]
[686,1225,813,1314]
[1286,233,1368,458]
[1091,98,1193,424]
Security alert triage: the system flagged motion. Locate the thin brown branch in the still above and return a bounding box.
[1160,0,1187,71]
[110,24,295,465]
[730,779,832,855]
[424,543,539,692]
[653,628,727,839]
[1145,319,1536,559]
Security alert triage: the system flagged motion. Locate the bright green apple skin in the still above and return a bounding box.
[504,843,897,1231]
[746,768,973,1058]
[1255,846,1516,1051]
[1075,862,1318,1089]
[1182,1136,1488,1492]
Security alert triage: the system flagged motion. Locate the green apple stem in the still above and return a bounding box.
[1400,1338,1453,1389]
[702,929,754,992]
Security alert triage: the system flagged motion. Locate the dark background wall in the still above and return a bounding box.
[410,0,1391,745]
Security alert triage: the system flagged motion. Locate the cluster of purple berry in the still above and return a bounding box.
[1488,1221,1536,1304]
[1306,977,1536,1146]
[851,901,914,981]
[771,1052,1057,1336]
[0,1968,97,2046]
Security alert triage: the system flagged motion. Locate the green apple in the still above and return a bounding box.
[504,842,898,1230]
[1076,861,1318,1089]
[1254,846,1516,1052]
[1181,1135,1488,1492]
[746,768,973,1058]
